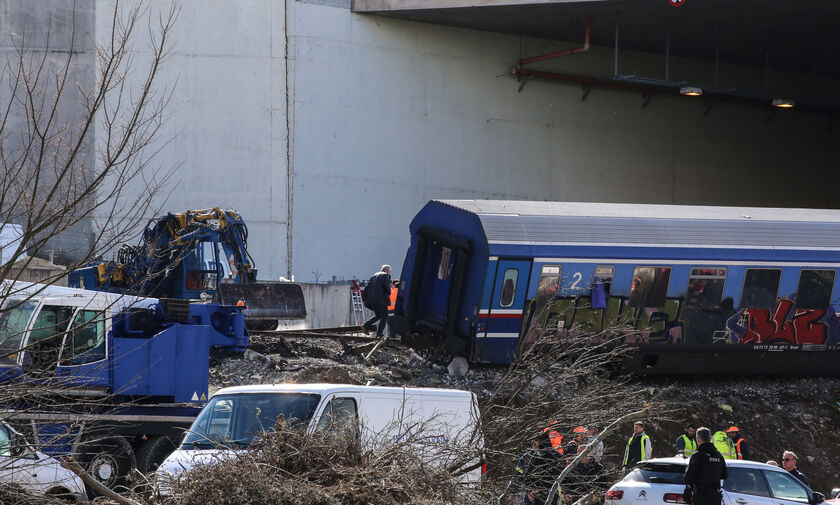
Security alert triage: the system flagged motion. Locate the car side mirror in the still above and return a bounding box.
[831,489,840,500]
[811,492,825,504]
[10,434,26,457]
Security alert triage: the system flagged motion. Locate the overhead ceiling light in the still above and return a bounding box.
[772,98,795,108]
[680,86,702,96]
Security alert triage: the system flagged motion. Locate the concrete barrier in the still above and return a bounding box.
[276,282,368,330]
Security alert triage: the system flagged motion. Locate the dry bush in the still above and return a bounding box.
[0,483,65,505]
[164,421,487,505]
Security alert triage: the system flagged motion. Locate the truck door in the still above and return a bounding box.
[23,304,74,375]
[477,259,531,362]
[313,393,360,442]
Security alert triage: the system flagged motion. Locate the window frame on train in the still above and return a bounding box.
[499,268,519,308]
[685,267,728,309]
[594,264,615,295]
[740,268,782,309]
[537,265,562,299]
[629,266,672,308]
[795,269,836,309]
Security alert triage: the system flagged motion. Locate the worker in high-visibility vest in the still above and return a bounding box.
[542,422,565,456]
[726,426,750,460]
[623,421,651,469]
[712,430,737,460]
[676,425,698,457]
[388,282,398,312]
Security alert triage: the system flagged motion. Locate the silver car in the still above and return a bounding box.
[605,457,825,505]
[0,421,86,501]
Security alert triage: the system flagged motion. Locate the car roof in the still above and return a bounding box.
[212,383,474,399]
[639,457,789,471]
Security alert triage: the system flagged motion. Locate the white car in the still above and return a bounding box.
[0,421,86,501]
[606,457,825,505]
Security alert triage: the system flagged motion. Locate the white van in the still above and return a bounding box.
[156,383,483,490]
[0,420,86,500]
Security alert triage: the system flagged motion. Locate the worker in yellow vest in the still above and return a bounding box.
[623,421,651,469]
[676,425,698,457]
[712,430,737,459]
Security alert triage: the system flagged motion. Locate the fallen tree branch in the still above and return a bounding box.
[59,456,145,505]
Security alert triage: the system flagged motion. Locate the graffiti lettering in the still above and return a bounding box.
[738,299,828,345]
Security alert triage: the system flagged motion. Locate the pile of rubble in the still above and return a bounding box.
[209,332,500,395]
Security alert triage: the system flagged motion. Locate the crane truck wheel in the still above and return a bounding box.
[80,435,136,498]
[136,435,178,474]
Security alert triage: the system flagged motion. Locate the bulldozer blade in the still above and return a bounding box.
[217,282,306,322]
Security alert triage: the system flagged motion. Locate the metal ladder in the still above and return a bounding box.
[350,279,366,327]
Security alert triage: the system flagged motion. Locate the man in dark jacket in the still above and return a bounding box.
[726,427,750,460]
[363,265,391,337]
[684,427,728,505]
[520,432,564,505]
[563,444,608,504]
[781,451,810,488]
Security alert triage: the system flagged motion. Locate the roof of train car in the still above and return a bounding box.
[430,200,840,250]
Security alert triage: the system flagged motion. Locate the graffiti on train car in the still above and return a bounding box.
[722,299,840,345]
[522,295,686,345]
[524,293,840,347]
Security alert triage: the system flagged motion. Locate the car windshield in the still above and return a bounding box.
[623,463,687,485]
[0,299,38,366]
[181,393,321,449]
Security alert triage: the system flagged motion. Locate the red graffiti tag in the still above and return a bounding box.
[741,299,827,344]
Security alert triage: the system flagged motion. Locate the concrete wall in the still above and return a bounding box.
[289,1,839,282]
[80,0,840,284]
[0,1,95,263]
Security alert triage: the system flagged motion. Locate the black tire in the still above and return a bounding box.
[79,435,136,498]
[46,486,77,502]
[136,435,178,474]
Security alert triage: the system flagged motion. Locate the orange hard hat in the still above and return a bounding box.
[236,300,246,307]
[573,426,587,434]
[726,426,740,433]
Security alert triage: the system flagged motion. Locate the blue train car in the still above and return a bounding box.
[392,200,840,374]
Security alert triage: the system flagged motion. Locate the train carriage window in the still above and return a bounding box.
[740,269,781,309]
[437,247,452,280]
[594,265,615,295]
[796,269,835,309]
[499,269,519,307]
[629,267,671,308]
[537,265,561,298]
[686,268,727,308]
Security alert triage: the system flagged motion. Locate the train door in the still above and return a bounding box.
[477,259,531,362]
[418,245,456,324]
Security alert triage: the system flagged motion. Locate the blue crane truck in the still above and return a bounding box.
[68,208,305,330]
[0,281,249,495]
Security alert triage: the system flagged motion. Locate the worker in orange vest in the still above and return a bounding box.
[542,422,565,456]
[388,281,399,312]
[726,426,750,460]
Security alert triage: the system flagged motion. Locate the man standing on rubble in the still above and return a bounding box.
[684,427,728,505]
[363,265,392,337]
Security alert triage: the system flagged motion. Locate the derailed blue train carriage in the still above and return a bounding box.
[391,200,840,374]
